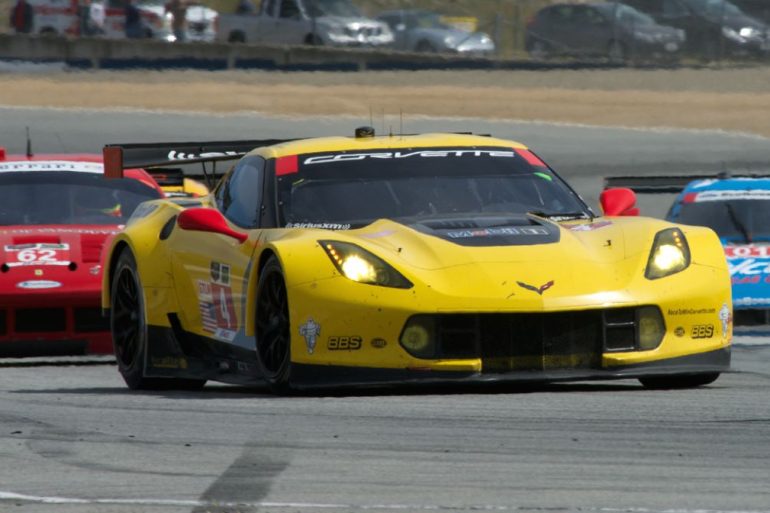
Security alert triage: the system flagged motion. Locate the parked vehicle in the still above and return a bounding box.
[217,0,393,46]
[730,0,770,23]
[526,2,686,62]
[622,0,770,58]
[98,0,218,42]
[376,9,495,56]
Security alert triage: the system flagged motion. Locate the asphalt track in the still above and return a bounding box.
[0,107,769,513]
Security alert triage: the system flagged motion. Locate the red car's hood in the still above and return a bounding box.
[0,225,120,297]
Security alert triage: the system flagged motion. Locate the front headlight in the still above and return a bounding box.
[399,316,435,358]
[739,27,761,38]
[321,240,412,288]
[638,306,665,350]
[645,228,690,280]
[722,26,745,42]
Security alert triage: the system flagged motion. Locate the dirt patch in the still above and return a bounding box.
[1,68,769,137]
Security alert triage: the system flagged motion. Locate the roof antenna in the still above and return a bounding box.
[399,109,403,137]
[25,127,32,158]
[381,108,385,136]
[369,105,373,128]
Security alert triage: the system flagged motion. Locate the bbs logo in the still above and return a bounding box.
[327,336,362,350]
[691,324,714,339]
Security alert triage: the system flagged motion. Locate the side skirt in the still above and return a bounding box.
[145,323,263,386]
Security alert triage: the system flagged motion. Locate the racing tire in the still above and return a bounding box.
[638,373,720,390]
[607,40,626,64]
[110,249,206,391]
[255,256,293,394]
[528,39,551,61]
[228,31,245,43]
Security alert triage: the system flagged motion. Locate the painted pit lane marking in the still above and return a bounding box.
[1,493,769,513]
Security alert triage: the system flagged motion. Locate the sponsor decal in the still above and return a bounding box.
[210,262,231,286]
[691,324,715,339]
[327,336,362,351]
[196,279,237,342]
[667,307,716,316]
[0,161,103,173]
[568,221,613,232]
[151,356,188,369]
[685,190,770,203]
[724,245,770,259]
[4,243,70,267]
[34,269,43,276]
[371,338,387,349]
[734,297,770,306]
[286,222,351,230]
[719,303,731,339]
[447,226,548,239]
[89,265,101,275]
[728,258,770,282]
[517,280,554,296]
[16,280,62,289]
[303,149,516,166]
[674,326,685,337]
[167,150,240,161]
[299,318,321,354]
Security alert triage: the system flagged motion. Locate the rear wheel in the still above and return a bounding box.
[607,40,626,64]
[110,249,205,390]
[528,39,551,60]
[639,373,720,389]
[415,40,437,53]
[255,256,292,394]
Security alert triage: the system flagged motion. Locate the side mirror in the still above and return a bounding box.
[177,208,248,243]
[600,187,640,216]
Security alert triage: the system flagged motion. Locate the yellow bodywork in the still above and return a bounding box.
[102,133,732,380]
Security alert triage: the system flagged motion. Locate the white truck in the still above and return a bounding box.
[217,0,393,47]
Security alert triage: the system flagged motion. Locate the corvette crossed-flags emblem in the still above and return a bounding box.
[516,280,555,295]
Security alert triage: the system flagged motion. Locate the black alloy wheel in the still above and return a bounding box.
[639,372,720,389]
[255,256,292,393]
[110,249,205,390]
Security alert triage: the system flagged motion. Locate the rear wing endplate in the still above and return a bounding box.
[103,139,296,179]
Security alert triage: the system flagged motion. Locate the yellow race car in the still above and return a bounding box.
[101,130,732,393]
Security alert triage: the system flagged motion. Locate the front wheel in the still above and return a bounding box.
[639,373,720,389]
[255,256,292,394]
[110,249,205,390]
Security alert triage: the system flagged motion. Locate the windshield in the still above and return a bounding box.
[613,4,657,26]
[681,0,745,18]
[276,147,590,229]
[675,199,770,242]
[305,0,361,17]
[0,172,162,226]
[413,11,450,30]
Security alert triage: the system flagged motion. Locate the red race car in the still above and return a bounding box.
[0,148,164,357]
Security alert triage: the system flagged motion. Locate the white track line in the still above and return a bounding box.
[1,492,769,513]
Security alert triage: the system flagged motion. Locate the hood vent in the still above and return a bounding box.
[81,233,108,263]
[411,216,559,248]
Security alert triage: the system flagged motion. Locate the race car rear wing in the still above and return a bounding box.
[605,173,770,194]
[103,139,297,180]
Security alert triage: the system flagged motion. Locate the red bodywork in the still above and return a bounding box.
[0,151,162,356]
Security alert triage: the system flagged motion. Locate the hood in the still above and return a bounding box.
[332,216,657,303]
[320,15,388,29]
[724,243,770,308]
[721,13,766,30]
[185,5,217,22]
[0,226,119,297]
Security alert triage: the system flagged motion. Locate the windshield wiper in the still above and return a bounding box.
[726,203,752,244]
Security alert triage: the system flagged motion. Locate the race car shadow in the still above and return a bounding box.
[10,380,647,400]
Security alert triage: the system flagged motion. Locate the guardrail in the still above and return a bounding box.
[0,34,624,71]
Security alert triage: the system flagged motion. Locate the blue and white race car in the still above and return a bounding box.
[605,174,770,328]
